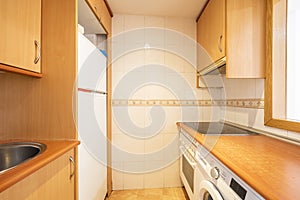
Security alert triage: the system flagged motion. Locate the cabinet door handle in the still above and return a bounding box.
[34,40,41,64]
[218,35,223,53]
[69,156,75,180]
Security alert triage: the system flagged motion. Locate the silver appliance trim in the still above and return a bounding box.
[199,57,226,76]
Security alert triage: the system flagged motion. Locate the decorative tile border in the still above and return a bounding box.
[112,99,264,109]
[226,99,264,109]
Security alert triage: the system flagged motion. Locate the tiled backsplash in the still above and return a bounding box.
[111,14,300,191]
[223,78,300,142]
[111,14,197,190]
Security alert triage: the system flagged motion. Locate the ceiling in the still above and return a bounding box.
[106,0,208,19]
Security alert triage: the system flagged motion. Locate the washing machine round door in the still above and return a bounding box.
[199,180,223,200]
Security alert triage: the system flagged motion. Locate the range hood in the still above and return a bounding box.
[198,57,226,76]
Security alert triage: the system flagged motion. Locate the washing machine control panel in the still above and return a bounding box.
[180,129,264,200]
[210,167,220,180]
[205,153,264,200]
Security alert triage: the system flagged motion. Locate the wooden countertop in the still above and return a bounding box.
[0,140,79,192]
[177,122,300,200]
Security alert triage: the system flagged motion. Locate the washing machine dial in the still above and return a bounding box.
[210,167,220,180]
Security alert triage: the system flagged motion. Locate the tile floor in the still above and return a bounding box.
[106,187,189,200]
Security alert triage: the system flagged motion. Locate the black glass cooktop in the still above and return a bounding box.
[182,122,257,135]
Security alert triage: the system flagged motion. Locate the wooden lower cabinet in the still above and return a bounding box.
[0,149,76,200]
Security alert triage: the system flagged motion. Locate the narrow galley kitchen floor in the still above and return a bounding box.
[106,187,189,200]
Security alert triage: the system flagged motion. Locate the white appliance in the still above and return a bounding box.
[180,129,264,200]
[180,130,202,200]
[195,145,264,200]
[78,32,107,200]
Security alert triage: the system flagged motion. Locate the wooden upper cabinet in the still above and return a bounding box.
[197,0,225,67]
[99,0,112,34]
[226,0,266,78]
[85,0,112,34]
[0,0,41,73]
[86,0,102,19]
[197,0,266,78]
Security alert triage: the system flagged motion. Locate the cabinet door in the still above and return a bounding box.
[85,0,112,34]
[0,0,41,73]
[197,0,225,69]
[226,0,266,78]
[0,149,76,200]
[99,0,112,34]
[85,0,102,21]
[27,149,76,200]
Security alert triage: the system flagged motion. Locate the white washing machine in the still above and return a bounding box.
[180,122,265,200]
[194,146,265,200]
[180,130,223,200]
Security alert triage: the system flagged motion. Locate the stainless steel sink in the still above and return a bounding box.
[0,142,46,173]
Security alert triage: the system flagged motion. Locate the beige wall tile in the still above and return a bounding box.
[145,16,165,28]
[228,108,289,138]
[131,86,147,100]
[124,30,145,50]
[234,107,252,127]
[144,106,165,133]
[124,15,145,30]
[112,71,126,91]
[112,162,124,190]
[124,161,145,173]
[224,107,236,123]
[163,160,182,187]
[165,17,184,32]
[144,169,164,188]
[111,56,125,73]
[144,16,165,49]
[183,72,196,90]
[182,59,196,73]
[123,173,144,190]
[195,88,212,100]
[111,41,125,63]
[112,119,123,135]
[142,85,176,100]
[182,42,197,67]
[201,106,222,122]
[165,52,184,73]
[112,14,198,190]
[221,76,297,141]
[255,79,264,99]
[144,160,165,173]
[112,14,124,35]
[163,107,181,133]
[124,50,145,72]
[163,134,180,164]
[127,106,146,130]
[145,49,165,66]
[183,19,196,39]
[145,134,164,161]
[223,78,256,99]
[113,133,145,156]
[180,106,202,122]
